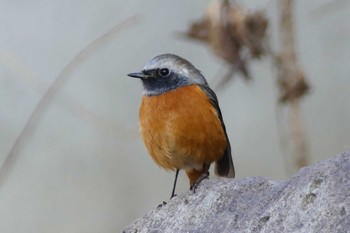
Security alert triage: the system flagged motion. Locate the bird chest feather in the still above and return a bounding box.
[139,85,227,171]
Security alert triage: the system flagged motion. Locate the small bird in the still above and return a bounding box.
[128,54,235,198]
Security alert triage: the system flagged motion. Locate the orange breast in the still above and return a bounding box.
[139,85,227,172]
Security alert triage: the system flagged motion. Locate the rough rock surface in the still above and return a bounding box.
[123,151,350,233]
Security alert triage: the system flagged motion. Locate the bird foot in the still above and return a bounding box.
[157,201,167,209]
[190,173,209,193]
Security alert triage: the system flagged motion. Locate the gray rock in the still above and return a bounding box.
[123,151,350,233]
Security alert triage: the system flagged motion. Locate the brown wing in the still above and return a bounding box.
[199,85,235,178]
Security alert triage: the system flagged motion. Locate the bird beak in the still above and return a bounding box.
[127,72,149,79]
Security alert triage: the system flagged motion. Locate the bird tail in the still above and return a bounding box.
[215,142,235,178]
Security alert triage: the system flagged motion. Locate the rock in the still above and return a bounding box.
[123,151,350,233]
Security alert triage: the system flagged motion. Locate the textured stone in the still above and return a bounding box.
[123,151,350,233]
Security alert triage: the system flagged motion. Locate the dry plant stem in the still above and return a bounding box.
[278,0,309,168]
[0,15,139,188]
[289,99,308,167]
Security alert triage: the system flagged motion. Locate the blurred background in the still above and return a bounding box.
[0,0,349,232]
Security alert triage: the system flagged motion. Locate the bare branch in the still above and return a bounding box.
[276,0,309,169]
[0,15,140,188]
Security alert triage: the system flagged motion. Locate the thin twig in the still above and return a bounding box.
[277,0,309,170]
[0,15,140,188]
[310,0,349,19]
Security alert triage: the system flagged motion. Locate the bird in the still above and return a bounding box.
[128,54,235,198]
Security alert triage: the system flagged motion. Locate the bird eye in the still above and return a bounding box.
[158,68,170,77]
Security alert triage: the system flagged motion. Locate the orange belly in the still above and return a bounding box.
[139,85,227,172]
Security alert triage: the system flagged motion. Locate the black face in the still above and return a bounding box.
[140,68,191,96]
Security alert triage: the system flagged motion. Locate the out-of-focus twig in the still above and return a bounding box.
[275,0,310,169]
[0,51,137,137]
[0,15,140,188]
[310,0,349,19]
[183,0,268,88]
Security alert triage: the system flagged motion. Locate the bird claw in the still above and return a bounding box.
[157,201,167,209]
[190,173,209,193]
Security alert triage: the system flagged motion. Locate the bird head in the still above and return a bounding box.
[128,54,208,96]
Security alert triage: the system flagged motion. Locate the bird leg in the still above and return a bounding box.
[190,172,209,193]
[187,164,210,193]
[170,169,180,199]
[157,169,180,209]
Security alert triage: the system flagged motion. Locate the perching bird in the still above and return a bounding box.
[128,54,235,198]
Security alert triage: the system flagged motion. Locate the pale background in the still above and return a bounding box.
[0,0,349,232]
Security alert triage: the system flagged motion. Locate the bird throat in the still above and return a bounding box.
[141,76,190,96]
